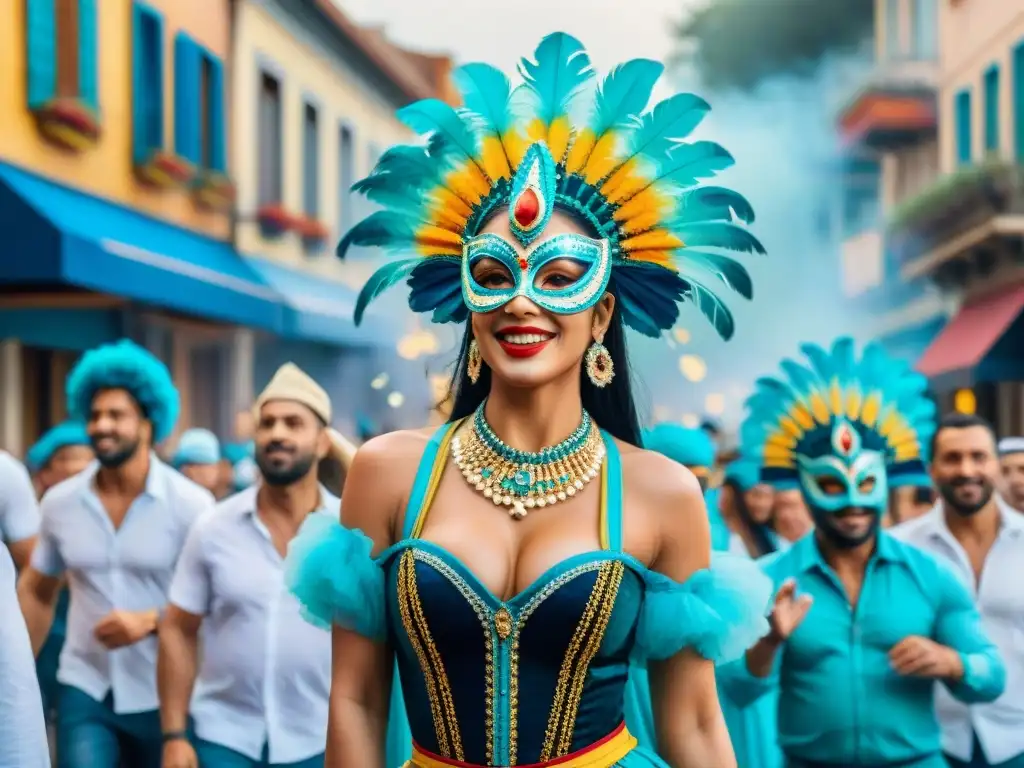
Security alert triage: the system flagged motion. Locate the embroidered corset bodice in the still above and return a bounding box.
[286,423,772,767]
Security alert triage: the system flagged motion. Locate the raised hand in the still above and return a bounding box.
[768,579,813,642]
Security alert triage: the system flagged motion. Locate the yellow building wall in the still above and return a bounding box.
[232,1,411,288]
[0,0,231,239]
[938,2,1024,172]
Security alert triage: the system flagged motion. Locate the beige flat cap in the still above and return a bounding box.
[254,363,332,425]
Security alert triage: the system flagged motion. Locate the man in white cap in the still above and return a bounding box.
[997,436,1024,513]
[171,429,223,499]
[158,363,338,768]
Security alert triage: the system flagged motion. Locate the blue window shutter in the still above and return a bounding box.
[984,66,1000,153]
[25,0,56,110]
[209,57,226,172]
[955,89,972,166]
[78,0,99,112]
[131,4,164,164]
[174,33,200,163]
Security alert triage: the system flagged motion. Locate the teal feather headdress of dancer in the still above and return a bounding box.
[339,32,765,340]
[740,337,935,500]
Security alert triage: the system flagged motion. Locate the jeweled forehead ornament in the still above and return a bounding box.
[337,31,767,341]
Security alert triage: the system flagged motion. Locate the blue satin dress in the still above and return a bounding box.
[287,423,772,767]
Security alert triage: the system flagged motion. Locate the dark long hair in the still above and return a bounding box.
[443,304,643,446]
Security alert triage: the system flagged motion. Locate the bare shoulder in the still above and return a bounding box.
[616,439,710,573]
[344,426,445,549]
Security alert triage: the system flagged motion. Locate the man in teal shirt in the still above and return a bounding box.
[731,338,1006,767]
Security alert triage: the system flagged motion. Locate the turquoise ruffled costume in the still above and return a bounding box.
[287,423,772,767]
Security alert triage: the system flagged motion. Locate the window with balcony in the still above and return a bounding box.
[338,124,355,234]
[258,72,283,206]
[955,88,972,166]
[984,65,1000,154]
[303,102,320,218]
[910,0,937,59]
[131,2,163,165]
[25,0,100,145]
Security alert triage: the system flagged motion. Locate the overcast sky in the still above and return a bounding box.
[336,0,692,75]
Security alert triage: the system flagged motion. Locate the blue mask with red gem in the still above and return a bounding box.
[796,420,889,515]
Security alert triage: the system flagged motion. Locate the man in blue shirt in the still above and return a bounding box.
[732,338,1006,767]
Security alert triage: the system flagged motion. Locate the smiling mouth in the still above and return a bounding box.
[495,329,557,345]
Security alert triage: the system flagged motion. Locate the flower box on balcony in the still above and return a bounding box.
[33,98,100,152]
[135,150,195,189]
[293,215,330,251]
[193,171,235,212]
[256,204,295,239]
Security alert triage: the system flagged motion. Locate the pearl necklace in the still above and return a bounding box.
[451,404,605,519]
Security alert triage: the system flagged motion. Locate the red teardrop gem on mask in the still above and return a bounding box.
[514,188,540,228]
[518,257,528,270]
[839,427,853,453]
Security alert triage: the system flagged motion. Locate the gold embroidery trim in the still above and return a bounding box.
[397,551,465,761]
[537,561,624,762]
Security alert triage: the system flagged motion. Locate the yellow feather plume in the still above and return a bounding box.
[429,203,468,233]
[479,136,512,181]
[790,404,815,431]
[808,392,831,425]
[564,129,596,174]
[443,164,490,208]
[415,225,464,252]
[503,130,530,169]
[767,431,797,451]
[861,393,882,428]
[618,209,664,237]
[612,187,672,226]
[582,132,622,184]
[623,249,675,267]
[620,229,684,253]
[845,389,863,422]
[429,187,473,220]
[778,416,804,440]
[829,381,844,418]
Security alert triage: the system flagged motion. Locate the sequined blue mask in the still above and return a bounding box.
[795,421,889,514]
[461,233,612,315]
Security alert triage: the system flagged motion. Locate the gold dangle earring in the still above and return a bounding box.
[585,335,614,388]
[467,338,483,384]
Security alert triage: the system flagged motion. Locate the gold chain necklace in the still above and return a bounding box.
[451,404,605,519]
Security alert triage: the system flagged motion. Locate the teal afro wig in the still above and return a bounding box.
[723,457,762,492]
[26,421,90,472]
[66,339,180,444]
[643,424,715,469]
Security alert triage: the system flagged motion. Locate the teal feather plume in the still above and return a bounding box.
[647,141,735,190]
[454,63,516,137]
[678,222,766,254]
[676,250,753,299]
[396,99,484,172]
[684,276,735,340]
[354,259,420,325]
[675,187,755,225]
[590,59,664,136]
[337,211,417,260]
[519,32,594,125]
[625,93,710,160]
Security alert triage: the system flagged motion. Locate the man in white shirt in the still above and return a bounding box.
[18,340,216,768]
[1,544,50,767]
[0,449,42,569]
[159,363,337,768]
[996,436,1024,513]
[892,413,1024,768]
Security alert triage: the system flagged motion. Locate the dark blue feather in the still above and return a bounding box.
[677,250,753,299]
[612,263,686,337]
[353,259,419,325]
[519,32,594,125]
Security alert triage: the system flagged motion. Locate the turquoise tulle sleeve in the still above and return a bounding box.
[284,514,387,641]
[634,553,773,663]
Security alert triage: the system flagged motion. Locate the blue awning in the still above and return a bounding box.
[0,163,284,332]
[245,256,400,347]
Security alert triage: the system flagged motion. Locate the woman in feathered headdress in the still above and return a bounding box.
[286,33,772,767]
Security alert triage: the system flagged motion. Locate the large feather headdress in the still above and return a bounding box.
[341,33,765,339]
[740,338,936,489]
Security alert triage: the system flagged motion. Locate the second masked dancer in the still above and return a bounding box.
[286,31,774,768]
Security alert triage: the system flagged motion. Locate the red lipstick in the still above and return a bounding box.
[495,326,556,359]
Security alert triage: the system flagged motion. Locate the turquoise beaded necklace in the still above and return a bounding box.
[451,402,605,519]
